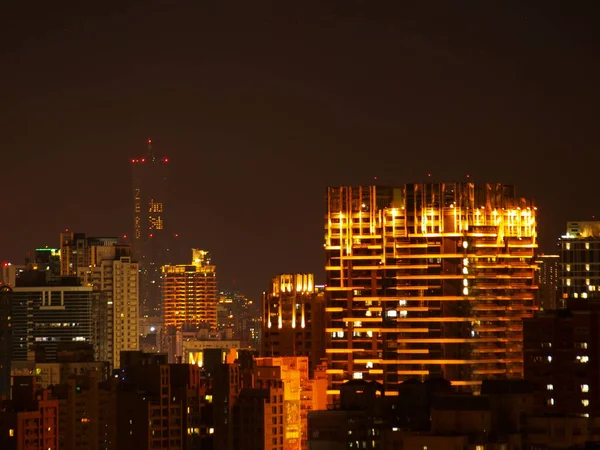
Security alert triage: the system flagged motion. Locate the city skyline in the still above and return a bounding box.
[3,2,599,300]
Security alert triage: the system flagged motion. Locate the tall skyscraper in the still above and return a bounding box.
[324,183,538,395]
[558,221,600,305]
[131,139,172,317]
[59,232,140,369]
[77,242,140,369]
[162,249,218,331]
[262,274,326,376]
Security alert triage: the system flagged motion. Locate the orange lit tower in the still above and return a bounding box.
[261,274,326,376]
[131,139,172,317]
[162,249,218,330]
[324,183,538,396]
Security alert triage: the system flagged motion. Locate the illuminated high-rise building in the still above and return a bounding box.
[558,221,600,305]
[131,139,172,317]
[325,183,538,395]
[262,274,326,376]
[534,254,559,310]
[77,243,140,369]
[162,249,218,330]
[58,232,140,368]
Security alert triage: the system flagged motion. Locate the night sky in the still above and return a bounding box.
[2,1,599,300]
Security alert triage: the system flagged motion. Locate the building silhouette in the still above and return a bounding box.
[534,254,560,310]
[131,139,172,317]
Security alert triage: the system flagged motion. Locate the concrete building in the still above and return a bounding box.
[77,242,140,369]
[558,221,600,305]
[11,279,97,362]
[524,302,600,416]
[0,376,59,450]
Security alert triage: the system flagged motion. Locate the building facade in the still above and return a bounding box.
[162,249,218,331]
[0,284,12,399]
[558,221,600,305]
[524,304,600,416]
[11,283,97,362]
[324,183,538,395]
[78,244,140,369]
[262,274,326,375]
[534,254,559,310]
[131,139,172,317]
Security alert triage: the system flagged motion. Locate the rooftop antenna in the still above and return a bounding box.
[147,138,154,161]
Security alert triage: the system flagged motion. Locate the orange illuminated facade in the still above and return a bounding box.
[325,183,538,394]
[262,274,326,375]
[162,249,218,330]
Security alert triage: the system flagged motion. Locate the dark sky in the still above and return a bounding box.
[2,1,599,300]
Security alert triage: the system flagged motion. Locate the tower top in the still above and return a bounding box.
[147,138,154,160]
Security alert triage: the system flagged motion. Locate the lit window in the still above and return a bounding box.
[576,356,589,363]
[586,242,590,250]
[566,243,571,250]
[547,384,554,391]
[547,356,552,362]
[582,293,588,299]
[463,279,469,287]
[399,310,407,318]
[581,384,589,393]
[462,267,468,275]
[399,300,407,306]
[586,264,590,271]
[582,399,590,407]
[386,310,398,318]
[548,398,555,406]
[567,279,571,286]
[9,429,14,437]
[366,362,373,369]
[463,258,469,266]
[462,241,468,249]
[353,372,363,380]
[463,287,469,295]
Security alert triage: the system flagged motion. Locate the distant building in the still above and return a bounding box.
[33,247,61,280]
[534,254,559,310]
[162,249,218,331]
[0,284,12,399]
[0,376,59,450]
[11,278,98,362]
[261,274,325,376]
[217,289,256,346]
[131,139,173,317]
[77,242,140,369]
[117,351,183,449]
[524,303,600,416]
[325,184,538,395]
[559,221,600,305]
